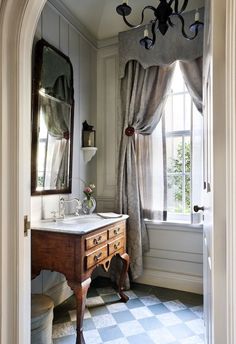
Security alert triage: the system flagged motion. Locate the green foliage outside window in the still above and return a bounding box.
[167,141,191,213]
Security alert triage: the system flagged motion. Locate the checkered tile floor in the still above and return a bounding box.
[52,278,204,344]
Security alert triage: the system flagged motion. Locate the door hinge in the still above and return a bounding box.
[24,215,31,237]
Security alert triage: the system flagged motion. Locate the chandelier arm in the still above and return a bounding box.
[168,0,175,7]
[174,0,179,13]
[176,0,189,14]
[175,14,199,40]
[121,5,157,29]
[150,21,156,47]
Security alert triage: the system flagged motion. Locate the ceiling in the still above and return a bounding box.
[59,0,205,41]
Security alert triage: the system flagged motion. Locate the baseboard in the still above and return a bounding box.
[136,269,203,294]
[45,281,73,306]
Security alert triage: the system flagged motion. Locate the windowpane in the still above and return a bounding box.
[165,97,173,132]
[184,94,192,130]
[172,95,184,131]
[184,137,191,173]
[185,174,191,213]
[167,136,183,173]
[167,174,183,213]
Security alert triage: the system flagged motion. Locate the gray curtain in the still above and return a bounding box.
[117,60,175,280]
[179,57,203,113]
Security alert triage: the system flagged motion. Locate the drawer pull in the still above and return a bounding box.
[114,242,120,250]
[114,227,120,235]
[93,236,102,245]
[93,252,102,262]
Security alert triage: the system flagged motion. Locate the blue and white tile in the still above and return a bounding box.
[52,322,75,339]
[164,300,187,312]
[92,313,116,329]
[148,327,176,344]
[185,318,205,335]
[156,312,182,327]
[180,335,205,344]
[167,323,194,340]
[83,329,102,344]
[112,310,135,323]
[130,306,153,319]
[98,325,124,342]
[53,334,76,344]
[107,301,128,313]
[190,305,204,319]
[139,295,161,306]
[86,296,105,307]
[124,290,138,299]
[118,320,145,337]
[105,337,130,344]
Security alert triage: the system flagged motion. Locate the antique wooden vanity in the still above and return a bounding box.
[31,214,129,344]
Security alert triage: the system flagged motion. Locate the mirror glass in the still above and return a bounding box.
[31,39,74,195]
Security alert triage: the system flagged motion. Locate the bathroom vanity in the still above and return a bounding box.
[31,214,129,344]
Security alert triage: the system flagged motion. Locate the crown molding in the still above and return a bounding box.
[97,36,118,49]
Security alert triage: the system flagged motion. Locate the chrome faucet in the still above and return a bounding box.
[59,197,82,218]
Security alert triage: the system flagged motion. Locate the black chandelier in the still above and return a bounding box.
[116,0,204,49]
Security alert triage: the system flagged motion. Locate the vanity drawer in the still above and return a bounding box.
[85,230,107,250]
[108,223,124,239]
[108,237,124,255]
[85,245,108,269]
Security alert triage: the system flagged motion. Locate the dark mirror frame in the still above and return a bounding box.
[31,39,74,196]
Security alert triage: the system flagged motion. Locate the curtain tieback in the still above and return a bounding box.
[63,131,70,140]
[125,126,135,136]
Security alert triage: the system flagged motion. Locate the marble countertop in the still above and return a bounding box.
[31,213,129,235]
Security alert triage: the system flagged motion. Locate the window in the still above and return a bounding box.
[144,62,203,224]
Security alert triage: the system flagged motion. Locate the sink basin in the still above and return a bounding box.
[58,216,102,225]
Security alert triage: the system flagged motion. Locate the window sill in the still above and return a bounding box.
[144,219,203,233]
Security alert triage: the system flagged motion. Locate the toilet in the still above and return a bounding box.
[31,294,54,344]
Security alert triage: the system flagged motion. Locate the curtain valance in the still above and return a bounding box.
[119,8,204,78]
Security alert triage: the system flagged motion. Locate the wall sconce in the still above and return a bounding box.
[81,121,97,163]
[82,121,96,147]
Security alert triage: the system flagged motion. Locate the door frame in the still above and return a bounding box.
[0,0,46,343]
[225,1,236,343]
[0,0,235,343]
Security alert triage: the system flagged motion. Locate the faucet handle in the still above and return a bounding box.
[51,211,57,222]
[75,199,82,216]
[59,197,65,218]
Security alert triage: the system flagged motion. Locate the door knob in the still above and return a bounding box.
[193,205,204,213]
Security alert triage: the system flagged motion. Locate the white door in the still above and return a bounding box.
[199,1,226,343]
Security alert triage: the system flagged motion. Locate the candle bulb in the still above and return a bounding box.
[195,9,199,21]
[144,28,149,37]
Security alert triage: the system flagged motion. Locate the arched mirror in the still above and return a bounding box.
[31,39,74,195]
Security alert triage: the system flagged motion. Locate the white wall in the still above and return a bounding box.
[31,1,97,304]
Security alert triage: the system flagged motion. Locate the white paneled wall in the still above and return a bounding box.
[31,2,97,223]
[96,45,119,212]
[137,223,203,293]
[31,1,97,304]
